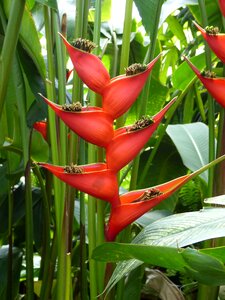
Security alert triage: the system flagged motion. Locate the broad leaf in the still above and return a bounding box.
[166,122,212,182]
[103,208,225,292]
[93,244,225,285]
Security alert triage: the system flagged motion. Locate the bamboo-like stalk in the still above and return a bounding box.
[116,0,133,129]
[129,0,164,190]
[197,1,217,299]
[88,0,102,297]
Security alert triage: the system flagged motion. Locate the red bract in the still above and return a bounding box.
[184,56,225,108]
[106,99,176,171]
[41,95,114,147]
[219,0,225,18]
[59,33,110,94]
[105,174,191,241]
[39,162,120,205]
[193,21,225,64]
[102,54,161,119]
[33,121,47,141]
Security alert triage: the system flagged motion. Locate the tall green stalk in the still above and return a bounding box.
[197,1,217,299]
[130,0,164,190]
[87,0,102,297]
[0,0,25,120]
[116,0,133,129]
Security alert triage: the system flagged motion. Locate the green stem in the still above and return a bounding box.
[33,164,51,282]
[198,0,215,197]
[24,130,34,300]
[52,9,67,166]
[6,158,13,300]
[72,1,89,299]
[197,1,217,299]
[0,0,25,120]
[130,0,164,190]
[116,0,133,129]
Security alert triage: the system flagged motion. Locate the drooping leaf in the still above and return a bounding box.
[103,208,225,292]
[166,122,213,182]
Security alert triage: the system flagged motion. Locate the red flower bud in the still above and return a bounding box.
[41,95,114,147]
[39,162,120,205]
[33,121,47,141]
[193,21,225,64]
[106,98,176,171]
[102,55,161,119]
[184,56,225,108]
[105,174,191,241]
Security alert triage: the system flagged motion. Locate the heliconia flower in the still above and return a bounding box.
[40,94,114,147]
[183,56,225,108]
[38,162,120,205]
[106,98,176,172]
[33,121,47,141]
[193,21,225,64]
[219,0,225,18]
[102,55,161,119]
[105,173,194,241]
[59,33,110,94]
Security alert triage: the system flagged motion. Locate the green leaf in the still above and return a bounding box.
[166,122,213,182]
[133,0,161,38]
[182,248,225,285]
[93,243,225,285]
[171,54,206,91]
[104,208,225,292]
[35,0,58,10]
[166,15,187,46]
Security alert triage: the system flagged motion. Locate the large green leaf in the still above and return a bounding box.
[93,244,225,285]
[103,208,225,292]
[166,122,212,182]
